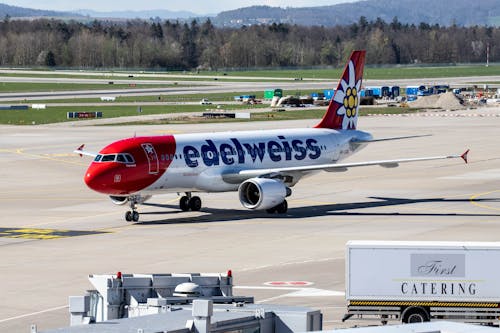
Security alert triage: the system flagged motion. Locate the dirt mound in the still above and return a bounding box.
[409,92,463,110]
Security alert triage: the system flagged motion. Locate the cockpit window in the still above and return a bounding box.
[95,153,135,164]
[101,154,116,162]
[124,154,135,163]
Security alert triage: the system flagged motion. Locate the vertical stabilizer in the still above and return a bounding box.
[315,50,366,130]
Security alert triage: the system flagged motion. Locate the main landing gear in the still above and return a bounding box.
[125,197,140,222]
[179,192,202,212]
[266,200,288,214]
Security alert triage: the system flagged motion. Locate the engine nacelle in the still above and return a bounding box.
[109,195,152,206]
[109,195,129,205]
[238,178,289,210]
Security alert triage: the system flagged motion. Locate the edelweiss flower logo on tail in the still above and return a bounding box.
[314,50,366,130]
[333,60,362,129]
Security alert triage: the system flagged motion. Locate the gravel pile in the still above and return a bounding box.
[409,92,463,110]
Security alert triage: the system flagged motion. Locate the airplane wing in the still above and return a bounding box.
[354,134,432,143]
[223,150,469,182]
[73,144,98,158]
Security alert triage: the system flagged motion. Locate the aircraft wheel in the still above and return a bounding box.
[132,211,140,222]
[180,196,190,211]
[125,211,133,222]
[189,196,202,211]
[276,200,288,214]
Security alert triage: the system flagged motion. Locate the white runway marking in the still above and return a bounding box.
[0,305,68,323]
[235,285,303,291]
[240,257,343,272]
[264,281,314,287]
[235,285,345,303]
[286,288,345,297]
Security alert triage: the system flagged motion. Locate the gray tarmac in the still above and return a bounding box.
[1,108,500,332]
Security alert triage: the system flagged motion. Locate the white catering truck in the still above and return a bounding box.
[343,241,500,325]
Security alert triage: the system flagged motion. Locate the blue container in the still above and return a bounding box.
[323,89,336,100]
[406,85,426,96]
[390,86,400,98]
[366,86,382,98]
[360,89,374,97]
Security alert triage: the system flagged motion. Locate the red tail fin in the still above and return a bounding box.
[315,50,366,130]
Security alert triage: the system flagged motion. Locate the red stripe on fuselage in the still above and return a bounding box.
[84,136,176,195]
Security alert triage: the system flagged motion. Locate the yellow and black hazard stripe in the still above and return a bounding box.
[0,227,108,240]
[350,300,499,308]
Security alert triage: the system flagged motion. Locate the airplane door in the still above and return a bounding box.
[141,143,159,174]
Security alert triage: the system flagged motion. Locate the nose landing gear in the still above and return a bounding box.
[125,210,139,222]
[125,197,140,222]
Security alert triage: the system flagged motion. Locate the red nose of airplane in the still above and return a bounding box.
[84,162,126,195]
[84,163,111,194]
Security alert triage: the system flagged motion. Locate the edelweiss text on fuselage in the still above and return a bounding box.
[183,136,321,168]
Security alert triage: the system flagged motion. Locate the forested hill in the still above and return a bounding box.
[1,0,499,26]
[214,0,500,27]
[0,3,80,18]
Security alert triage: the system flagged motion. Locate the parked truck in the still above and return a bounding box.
[343,241,500,325]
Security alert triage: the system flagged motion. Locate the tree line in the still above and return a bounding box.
[0,16,497,70]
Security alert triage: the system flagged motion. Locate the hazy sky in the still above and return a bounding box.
[1,0,357,14]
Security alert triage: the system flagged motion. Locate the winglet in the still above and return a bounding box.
[76,144,85,157]
[461,149,469,164]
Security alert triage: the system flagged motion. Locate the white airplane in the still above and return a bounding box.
[76,50,468,222]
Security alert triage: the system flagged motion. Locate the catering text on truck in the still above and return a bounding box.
[343,241,500,325]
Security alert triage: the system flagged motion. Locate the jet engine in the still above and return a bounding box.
[109,195,151,206]
[109,195,128,205]
[238,178,290,210]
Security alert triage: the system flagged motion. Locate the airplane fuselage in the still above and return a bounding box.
[84,128,373,197]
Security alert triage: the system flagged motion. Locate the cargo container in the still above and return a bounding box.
[390,86,400,98]
[418,87,433,96]
[365,86,381,98]
[405,86,426,96]
[360,89,373,98]
[323,89,336,100]
[343,241,500,325]
[311,92,325,100]
[264,89,283,100]
[433,85,450,94]
[365,86,390,98]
